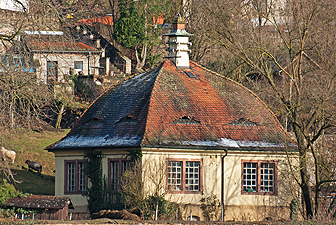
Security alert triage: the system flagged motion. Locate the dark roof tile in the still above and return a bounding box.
[2,195,74,209]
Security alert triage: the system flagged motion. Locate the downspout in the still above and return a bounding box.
[221,149,228,222]
[87,52,91,75]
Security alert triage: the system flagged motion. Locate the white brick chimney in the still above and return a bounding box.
[164,14,193,68]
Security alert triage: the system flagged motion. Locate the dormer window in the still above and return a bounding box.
[229,118,258,126]
[82,118,104,132]
[116,115,137,124]
[173,116,200,124]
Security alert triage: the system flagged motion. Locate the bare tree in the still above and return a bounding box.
[190,0,336,218]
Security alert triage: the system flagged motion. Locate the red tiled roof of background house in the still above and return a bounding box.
[77,16,113,26]
[25,35,99,53]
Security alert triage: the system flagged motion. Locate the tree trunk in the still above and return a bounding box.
[135,46,140,71]
[10,98,14,129]
[139,45,147,70]
[55,104,64,129]
[295,123,313,218]
[300,156,313,218]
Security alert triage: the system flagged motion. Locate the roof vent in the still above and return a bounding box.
[116,115,137,124]
[83,118,104,131]
[229,118,257,126]
[173,116,200,124]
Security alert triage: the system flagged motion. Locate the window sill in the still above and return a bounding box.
[167,190,203,194]
[64,191,88,195]
[241,191,277,196]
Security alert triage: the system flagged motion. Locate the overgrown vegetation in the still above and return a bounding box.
[0,180,28,218]
[142,195,179,220]
[84,150,104,215]
[200,194,221,221]
[84,152,180,220]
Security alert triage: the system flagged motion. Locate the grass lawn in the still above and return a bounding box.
[0,128,69,195]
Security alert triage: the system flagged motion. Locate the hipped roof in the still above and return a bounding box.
[47,60,296,151]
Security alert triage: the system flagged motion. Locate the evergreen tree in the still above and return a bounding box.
[113,1,147,71]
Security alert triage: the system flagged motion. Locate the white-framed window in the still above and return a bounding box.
[242,160,277,195]
[167,161,182,191]
[167,159,202,193]
[74,61,83,71]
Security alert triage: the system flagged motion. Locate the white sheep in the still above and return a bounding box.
[0,147,16,164]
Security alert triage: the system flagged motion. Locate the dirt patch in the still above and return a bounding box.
[91,209,141,221]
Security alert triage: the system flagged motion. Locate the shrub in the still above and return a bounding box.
[0,180,24,204]
[0,180,27,218]
[200,194,221,221]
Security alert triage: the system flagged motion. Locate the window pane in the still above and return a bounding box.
[47,61,58,82]
[74,61,83,70]
[111,161,120,191]
[78,162,87,191]
[167,161,182,191]
[243,163,257,192]
[67,162,76,192]
[122,161,131,173]
[185,161,200,191]
[260,163,275,192]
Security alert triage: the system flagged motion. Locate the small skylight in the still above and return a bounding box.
[185,71,196,78]
[229,118,257,126]
[173,116,200,124]
[116,115,137,124]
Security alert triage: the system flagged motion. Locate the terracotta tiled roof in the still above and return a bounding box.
[25,35,99,53]
[2,195,74,209]
[77,16,113,26]
[47,60,296,151]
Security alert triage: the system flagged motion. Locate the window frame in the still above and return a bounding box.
[74,61,84,71]
[107,158,131,192]
[64,160,88,195]
[241,160,278,196]
[166,158,203,194]
[47,61,58,82]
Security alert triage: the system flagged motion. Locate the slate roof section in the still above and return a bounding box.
[2,195,74,209]
[47,60,296,151]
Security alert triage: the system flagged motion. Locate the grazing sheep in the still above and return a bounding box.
[25,160,42,173]
[0,147,16,164]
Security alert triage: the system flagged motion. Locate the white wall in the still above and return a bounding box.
[34,52,100,84]
[53,148,299,221]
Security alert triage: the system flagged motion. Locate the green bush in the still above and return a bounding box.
[142,195,179,220]
[0,180,28,218]
[0,180,25,204]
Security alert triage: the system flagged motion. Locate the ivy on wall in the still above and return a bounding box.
[128,149,142,164]
[84,150,125,215]
[84,150,103,215]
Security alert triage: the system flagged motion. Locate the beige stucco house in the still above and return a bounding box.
[47,18,298,221]
[23,32,101,84]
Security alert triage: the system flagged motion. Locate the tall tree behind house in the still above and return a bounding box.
[188,0,336,218]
